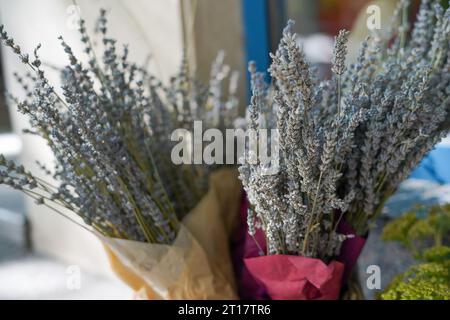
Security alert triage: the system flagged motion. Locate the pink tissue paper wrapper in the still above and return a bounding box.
[232,193,366,300]
[244,254,344,300]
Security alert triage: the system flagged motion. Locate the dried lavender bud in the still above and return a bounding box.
[331,30,350,76]
[247,208,256,236]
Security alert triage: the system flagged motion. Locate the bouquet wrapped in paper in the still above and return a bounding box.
[0,9,243,300]
[236,0,449,300]
[104,169,241,299]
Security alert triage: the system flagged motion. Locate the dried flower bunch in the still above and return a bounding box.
[0,9,239,243]
[239,0,450,260]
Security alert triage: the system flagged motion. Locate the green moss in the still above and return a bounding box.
[381,212,418,246]
[380,204,450,300]
[381,261,450,300]
[423,246,450,263]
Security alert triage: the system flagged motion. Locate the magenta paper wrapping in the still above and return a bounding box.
[244,254,344,300]
[231,192,268,299]
[232,193,366,300]
[336,219,367,282]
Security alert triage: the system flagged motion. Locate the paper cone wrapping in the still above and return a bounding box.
[102,168,241,300]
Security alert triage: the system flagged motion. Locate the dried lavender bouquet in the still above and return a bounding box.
[0,10,239,244]
[239,0,450,261]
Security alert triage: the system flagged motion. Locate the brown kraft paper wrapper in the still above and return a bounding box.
[101,168,242,299]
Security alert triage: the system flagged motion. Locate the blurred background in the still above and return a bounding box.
[0,0,448,299]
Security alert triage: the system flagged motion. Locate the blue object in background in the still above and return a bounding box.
[241,0,271,99]
[410,137,450,184]
[384,136,450,218]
